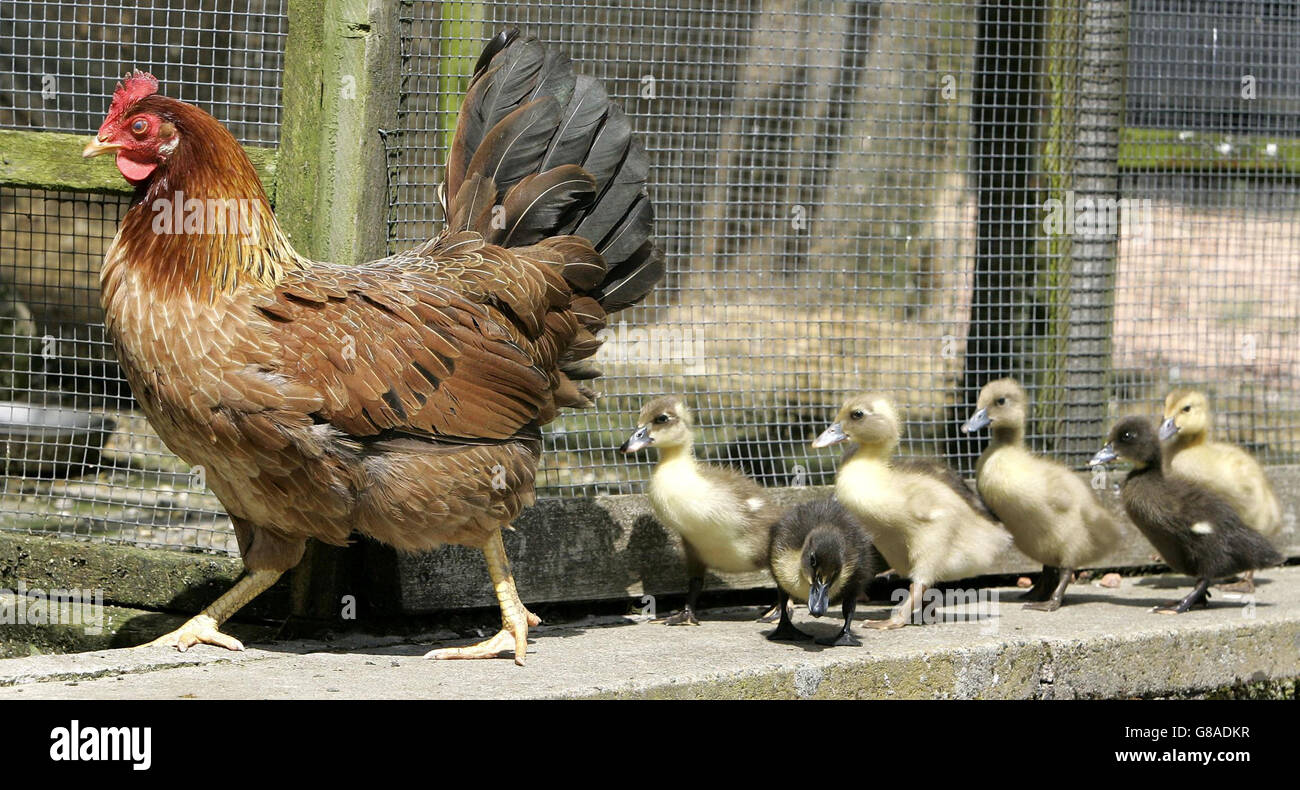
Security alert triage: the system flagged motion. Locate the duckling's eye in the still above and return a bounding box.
[808,555,817,568]
[1182,404,1192,413]
[850,409,864,420]
[995,397,1007,406]
[1122,431,1133,441]
[130,117,148,136]
[653,414,669,425]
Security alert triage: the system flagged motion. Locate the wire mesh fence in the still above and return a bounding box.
[1,0,288,145]
[1,0,1298,555]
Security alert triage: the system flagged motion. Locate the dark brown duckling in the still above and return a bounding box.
[767,497,882,646]
[1090,417,1283,614]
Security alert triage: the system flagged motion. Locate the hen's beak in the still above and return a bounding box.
[808,578,830,618]
[962,408,991,434]
[1157,417,1179,441]
[82,137,122,158]
[620,425,652,454]
[1089,442,1118,467]
[811,422,847,449]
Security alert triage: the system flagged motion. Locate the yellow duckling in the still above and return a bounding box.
[963,378,1122,610]
[622,396,783,625]
[1160,389,1282,592]
[813,393,1011,629]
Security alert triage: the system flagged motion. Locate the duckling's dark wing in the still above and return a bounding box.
[1124,472,1283,578]
[893,457,997,522]
[1177,483,1284,577]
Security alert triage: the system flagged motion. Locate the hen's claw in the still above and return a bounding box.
[425,627,526,665]
[137,614,245,652]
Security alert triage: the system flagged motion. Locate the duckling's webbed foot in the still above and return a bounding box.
[659,572,704,626]
[662,607,701,626]
[1216,570,1256,595]
[768,618,814,642]
[816,598,861,646]
[1024,567,1073,612]
[767,590,813,641]
[1155,578,1212,615]
[816,629,861,647]
[1017,566,1059,602]
[868,581,922,629]
[757,594,786,623]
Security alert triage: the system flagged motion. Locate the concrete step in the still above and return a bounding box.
[1,565,1297,699]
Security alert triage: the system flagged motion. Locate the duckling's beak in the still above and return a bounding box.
[1089,442,1118,466]
[812,422,848,449]
[962,408,991,434]
[1157,417,1179,441]
[620,425,652,454]
[808,579,830,618]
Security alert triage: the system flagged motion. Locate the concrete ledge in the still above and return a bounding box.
[2,565,1297,699]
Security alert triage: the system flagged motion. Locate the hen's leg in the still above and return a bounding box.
[137,569,282,652]
[426,530,533,666]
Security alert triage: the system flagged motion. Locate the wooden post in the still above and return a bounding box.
[948,0,1046,474]
[273,0,402,619]
[1056,0,1127,466]
[276,0,401,264]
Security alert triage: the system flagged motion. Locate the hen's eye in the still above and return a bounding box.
[850,409,864,420]
[653,414,669,425]
[130,118,148,135]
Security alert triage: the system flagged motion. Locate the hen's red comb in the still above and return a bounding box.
[103,70,160,126]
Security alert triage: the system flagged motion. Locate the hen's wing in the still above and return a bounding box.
[251,233,592,444]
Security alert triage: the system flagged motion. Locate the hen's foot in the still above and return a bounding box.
[865,617,908,631]
[425,531,532,665]
[425,627,524,664]
[757,602,784,623]
[136,614,244,652]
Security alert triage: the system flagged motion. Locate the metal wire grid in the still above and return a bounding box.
[0,188,235,551]
[0,0,288,145]
[387,0,1300,498]
[1114,0,1300,468]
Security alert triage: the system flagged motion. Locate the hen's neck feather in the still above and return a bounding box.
[110,100,310,301]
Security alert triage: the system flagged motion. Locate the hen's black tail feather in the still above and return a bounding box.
[441,29,663,315]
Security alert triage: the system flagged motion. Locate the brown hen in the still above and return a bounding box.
[83,31,663,664]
